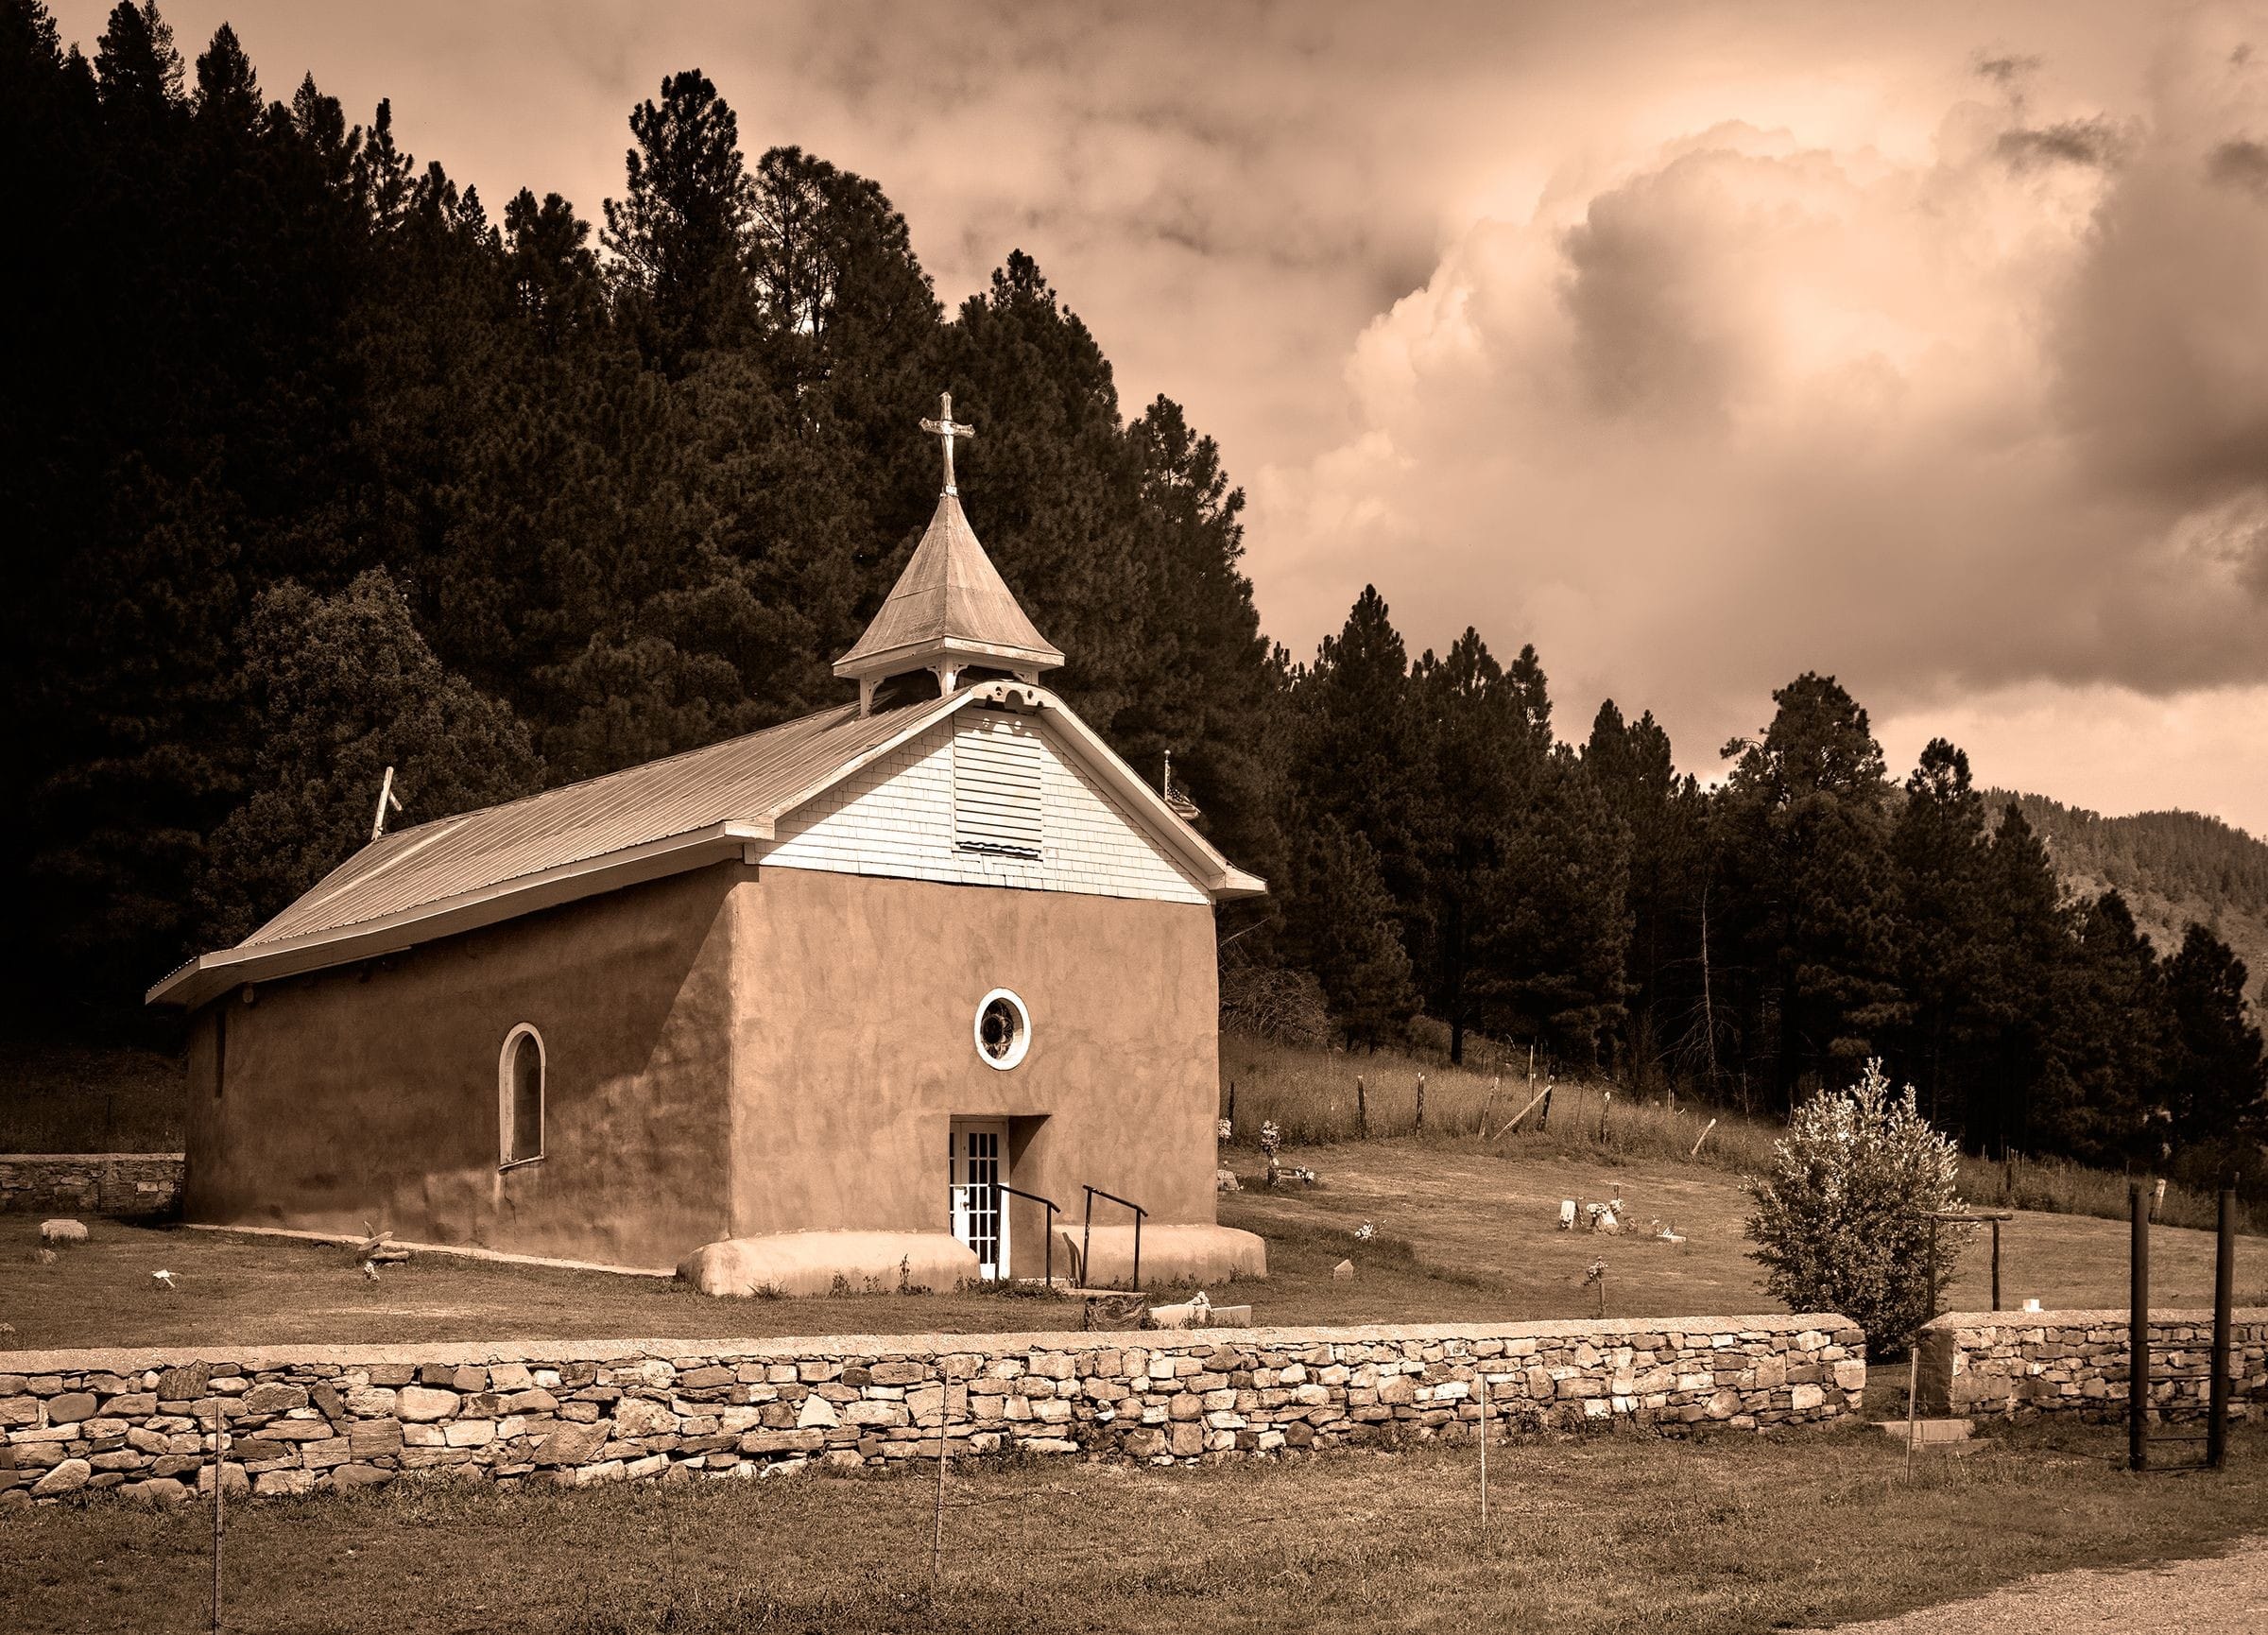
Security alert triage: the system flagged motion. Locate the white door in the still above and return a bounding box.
[949,1119,1010,1280]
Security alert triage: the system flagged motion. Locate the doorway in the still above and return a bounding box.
[948,1118,1010,1280]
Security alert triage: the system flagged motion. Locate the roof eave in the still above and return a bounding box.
[1018,693,1269,905]
[832,633,1065,680]
[146,819,773,1010]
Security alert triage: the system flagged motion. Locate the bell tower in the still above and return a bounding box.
[834,392,1065,715]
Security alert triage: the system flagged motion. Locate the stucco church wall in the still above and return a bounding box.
[725,868,1220,1275]
[0,1314,1864,1505]
[181,868,739,1269]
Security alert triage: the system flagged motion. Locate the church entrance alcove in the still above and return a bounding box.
[948,1117,1009,1280]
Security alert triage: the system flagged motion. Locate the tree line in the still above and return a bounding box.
[3,4,2260,1191]
[1263,589,2265,1193]
[2,2,1277,992]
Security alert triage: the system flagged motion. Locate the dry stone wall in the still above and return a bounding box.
[2,1314,1864,1506]
[0,1154,183,1217]
[1918,1307,2268,1420]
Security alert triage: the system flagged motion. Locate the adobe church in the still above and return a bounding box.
[148,395,1267,1297]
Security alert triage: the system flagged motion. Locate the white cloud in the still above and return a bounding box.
[1254,9,2268,831]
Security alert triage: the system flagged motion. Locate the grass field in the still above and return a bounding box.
[1221,1036,2261,1235]
[3,1419,2264,1634]
[6,1139,2254,1351]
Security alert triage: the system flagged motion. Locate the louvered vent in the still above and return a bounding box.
[953,714,1043,857]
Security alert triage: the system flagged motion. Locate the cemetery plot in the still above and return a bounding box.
[2,1141,2251,1351]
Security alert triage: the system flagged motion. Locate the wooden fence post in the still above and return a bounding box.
[1356,1076,1367,1140]
[1415,1074,1426,1133]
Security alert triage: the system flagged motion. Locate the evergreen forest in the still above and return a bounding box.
[4,4,2262,1195]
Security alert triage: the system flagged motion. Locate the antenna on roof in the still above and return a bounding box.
[1162,749,1201,823]
[371,766,404,841]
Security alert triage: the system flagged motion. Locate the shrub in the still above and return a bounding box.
[1219,961,1333,1048]
[1743,1060,1972,1357]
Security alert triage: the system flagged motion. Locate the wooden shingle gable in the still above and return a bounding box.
[759,700,1214,906]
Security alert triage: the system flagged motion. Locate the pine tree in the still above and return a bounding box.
[1584,700,1703,1080]
[602,69,755,369]
[1287,587,1426,947]
[2036,890,2167,1167]
[1716,673,1900,1104]
[1472,746,1632,1064]
[1886,740,1992,1125]
[2161,925,2267,1186]
[1970,803,2070,1155]
[1288,820,1419,1050]
[1412,629,1522,1062]
[197,570,542,944]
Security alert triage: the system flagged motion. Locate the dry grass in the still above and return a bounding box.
[8,1137,2255,1353]
[1221,1035,2258,1235]
[5,1420,2266,1634]
[1228,1140,2259,1317]
[0,1203,1537,1352]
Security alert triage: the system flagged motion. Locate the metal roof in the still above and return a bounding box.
[833,493,1064,679]
[245,696,958,949]
[148,681,1263,1008]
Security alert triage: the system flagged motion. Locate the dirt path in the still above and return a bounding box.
[1822,1536,2268,1631]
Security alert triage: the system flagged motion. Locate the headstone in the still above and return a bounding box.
[1558,1200,1577,1231]
[39,1219,87,1246]
[1332,1258,1355,1282]
[1149,1291,1213,1330]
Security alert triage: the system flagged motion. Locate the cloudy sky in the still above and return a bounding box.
[54,1,2268,833]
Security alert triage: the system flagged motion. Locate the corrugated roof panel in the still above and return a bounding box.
[240,697,958,949]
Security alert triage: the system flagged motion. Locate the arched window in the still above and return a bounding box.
[499,1024,544,1167]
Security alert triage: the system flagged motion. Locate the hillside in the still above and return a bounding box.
[1995,791,2268,1007]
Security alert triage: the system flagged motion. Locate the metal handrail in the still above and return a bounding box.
[992,1182,1060,1289]
[1079,1184,1147,1291]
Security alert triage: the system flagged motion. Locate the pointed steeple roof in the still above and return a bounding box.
[834,394,1064,697]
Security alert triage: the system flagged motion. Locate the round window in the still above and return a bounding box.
[973,989,1031,1070]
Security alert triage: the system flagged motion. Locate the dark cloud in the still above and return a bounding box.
[1560,155,1761,418]
[1996,115,2129,170]
[38,0,2264,831]
[2207,134,2268,192]
[1976,51,2045,87]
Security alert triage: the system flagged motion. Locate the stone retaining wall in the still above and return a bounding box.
[1,1314,1863,1506]
[0,1154,183,1217]
[1918,1307,2268,1420]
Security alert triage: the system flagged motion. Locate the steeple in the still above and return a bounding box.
[835,392,1065,714]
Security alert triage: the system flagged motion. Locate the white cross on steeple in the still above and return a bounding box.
[919,391,976,497]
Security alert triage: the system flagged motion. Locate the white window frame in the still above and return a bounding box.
[498,1023,546,1170]
[973,988,1032,1071]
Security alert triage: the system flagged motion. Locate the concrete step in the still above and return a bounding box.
[1876,1417,1975,1445]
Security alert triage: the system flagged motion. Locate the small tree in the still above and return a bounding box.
[1744,1059,1972,1356]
